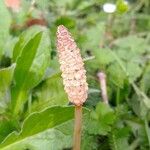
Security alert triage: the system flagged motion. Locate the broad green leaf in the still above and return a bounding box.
[35,0,50,9]
[0,106,88,150]
[51,0,74,8]
[3,36,18,58]
[24,28,51,90]
[106,49,142,85]
[138,124,150,149]
[0,0,11,58]
[0,65,15,113]
[126,62,142,82]
[93,48,115,65]
[109,127,131,150]
[16,128,72,150]
[81,134,98,150]
[31,73,68,112]
[84,22,105,49]
[82,113,99,150]
[114,35,148,54]
[55,16,76,28]
[140,64,150,94]
[13,26,50,62]
[12,26,51,115]
[87,102,116,135]
[132,83,150,111]
[21,113,89,150]
[43,58,60,79]
[0,117,19,143]
[76,1,94,11]
[0,65,15,95]
[11,32,43,115]
[107,63,126,88]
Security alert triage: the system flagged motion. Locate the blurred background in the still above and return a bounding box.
[0,0,150,150]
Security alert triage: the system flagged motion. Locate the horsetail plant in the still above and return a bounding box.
[56,25,88,150]
[97,72,109,104]
[5,0,21,12]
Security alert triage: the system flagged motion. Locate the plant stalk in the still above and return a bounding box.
[97,72,109,104]
[73,105,82,150]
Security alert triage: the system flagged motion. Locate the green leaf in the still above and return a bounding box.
[0,106,88,150]
[140,64,150,93]
[50,0,74,8]
[76,1,94,11]
[35,0,50,10]
[84,22,105,49]
[11,32,43,115]
[31,73,68,112]
[20,128,72,150]
[107,63,126,88]
[11,27,51,116]
[24,29,51,90]
[109,127,131,150]
[93,48,115,65]
[81,133,98,150]
[106,49,142,85]
[0,0,11,58]
[87,102,116,135]
[13,26,50,62]
[0,65,15,113]
[0,116,19,143]
[55,16,76,28]
[114,35,148,54]
[126,62,142,82]
[3,36,18,58]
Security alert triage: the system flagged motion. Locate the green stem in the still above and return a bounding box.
[144,118,150,148]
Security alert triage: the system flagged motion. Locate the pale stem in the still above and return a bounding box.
[97,72,109,104]
[73,105,82,150]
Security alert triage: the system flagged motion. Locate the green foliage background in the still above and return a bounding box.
[0,0,150,149]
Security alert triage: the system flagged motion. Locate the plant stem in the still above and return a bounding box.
[144,118,150,148]
[97,72,109,104]
[116,87,120,106]
[130,16,136,34]
[73,105,82,150]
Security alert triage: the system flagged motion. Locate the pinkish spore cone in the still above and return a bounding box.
[56,25,88,106]
[5,0,21,12]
